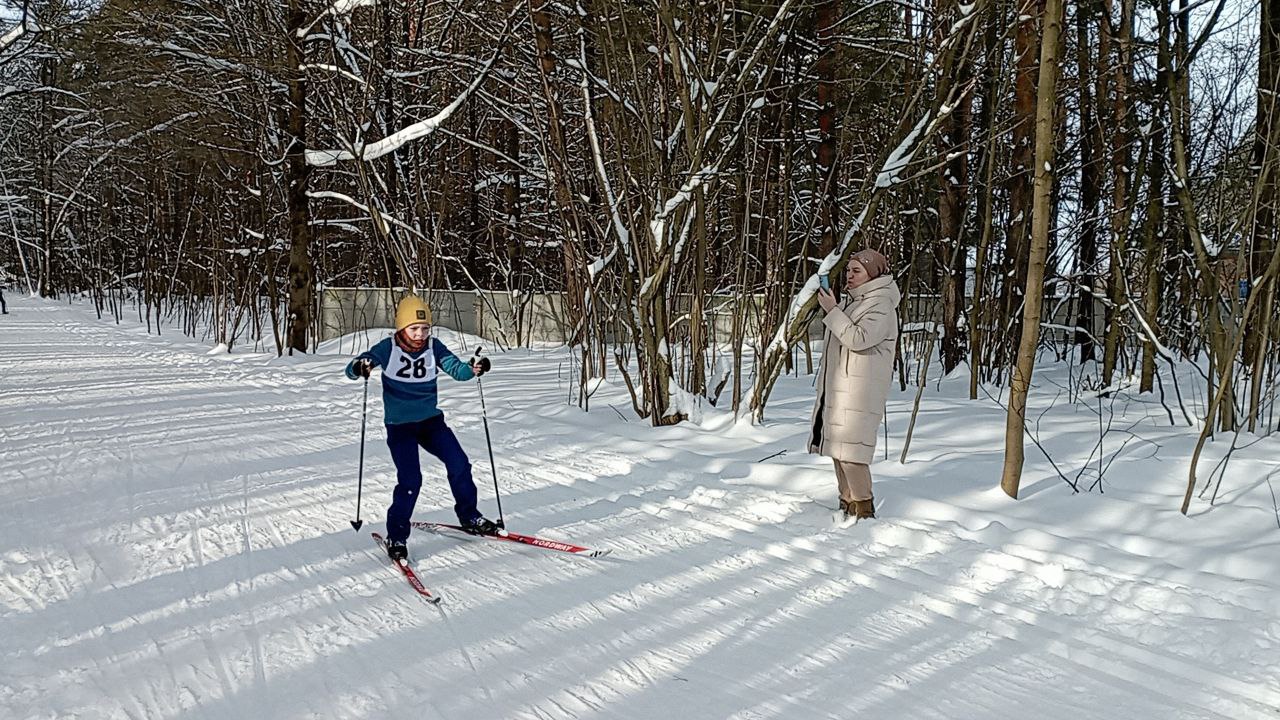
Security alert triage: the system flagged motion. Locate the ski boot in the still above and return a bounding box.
[385,538,408,561]
[461,516,502,537]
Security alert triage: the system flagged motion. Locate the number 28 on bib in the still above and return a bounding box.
[388,345,437,383]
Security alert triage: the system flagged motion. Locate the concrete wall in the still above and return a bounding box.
[320,288,575,346]
[320,287,1107,347]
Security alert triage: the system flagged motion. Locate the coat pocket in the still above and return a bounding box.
[833,408,882,445]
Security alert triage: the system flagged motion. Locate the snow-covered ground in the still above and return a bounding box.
[2,294,1278,720]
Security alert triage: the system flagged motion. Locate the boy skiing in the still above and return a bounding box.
[346,296,497,561]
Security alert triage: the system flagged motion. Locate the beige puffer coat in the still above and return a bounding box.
[808,275,901,464]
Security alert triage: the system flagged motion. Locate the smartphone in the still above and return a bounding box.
[819,274,830,291]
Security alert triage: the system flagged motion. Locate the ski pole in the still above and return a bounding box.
[351,373,369,531]
[473,346,504,528]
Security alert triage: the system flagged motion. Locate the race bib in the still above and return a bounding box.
[387,343,437,383]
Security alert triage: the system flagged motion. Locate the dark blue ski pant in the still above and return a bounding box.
[385,414,480,542]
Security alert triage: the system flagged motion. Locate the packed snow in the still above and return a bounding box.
[2,294,1278,719]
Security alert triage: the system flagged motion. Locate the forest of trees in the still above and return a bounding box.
[2,0,1277,504]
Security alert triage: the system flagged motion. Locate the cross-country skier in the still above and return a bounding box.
[346,296,497,560]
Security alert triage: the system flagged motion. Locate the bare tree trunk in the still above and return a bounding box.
[1000,0,1042,372]
[935,0,972,375]
[1140,7,1173,393]
[37,50,56,297]
[1164,0,1232,436]
[690,192,707,396]
[1101,0,1136,387]
[969,0,1002,398]
[531,0,595,389]
[1000,0,1063,499]
[1076,0,1102,363]
[285,0,315,355]
[1247,0,1280,428]
[814,0,841,256]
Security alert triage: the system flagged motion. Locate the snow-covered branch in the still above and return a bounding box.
[306,44,503,167]
[297,0,378,39]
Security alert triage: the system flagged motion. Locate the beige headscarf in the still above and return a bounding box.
[851,249,890,280]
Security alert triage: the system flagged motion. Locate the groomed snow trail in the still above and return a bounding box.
[2,296,1278,719]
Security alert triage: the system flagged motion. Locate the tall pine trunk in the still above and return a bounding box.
[1247,0,1280,429]
[285,0,315,355]
[1075,0,1102,363]
[936,0,973,374]
[1001,0,1041,372]
[1101,0,1136,387]
[1140,6,1173,393]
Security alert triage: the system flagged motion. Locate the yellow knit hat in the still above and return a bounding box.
[394,296,432,331]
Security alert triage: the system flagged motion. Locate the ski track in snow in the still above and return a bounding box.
[1,296,1278,719]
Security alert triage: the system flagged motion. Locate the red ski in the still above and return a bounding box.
[372,532,442,604]
[411,521,612,558]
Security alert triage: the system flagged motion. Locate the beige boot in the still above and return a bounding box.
[852,497,876,520]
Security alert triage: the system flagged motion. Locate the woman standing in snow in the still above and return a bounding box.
[810,248,901,520]
[347,296,497,560]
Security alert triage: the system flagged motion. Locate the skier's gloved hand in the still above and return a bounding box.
[353,358,374,378]
[470,356,491,377]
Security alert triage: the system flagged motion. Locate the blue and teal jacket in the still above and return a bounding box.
[345,337,475,425]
